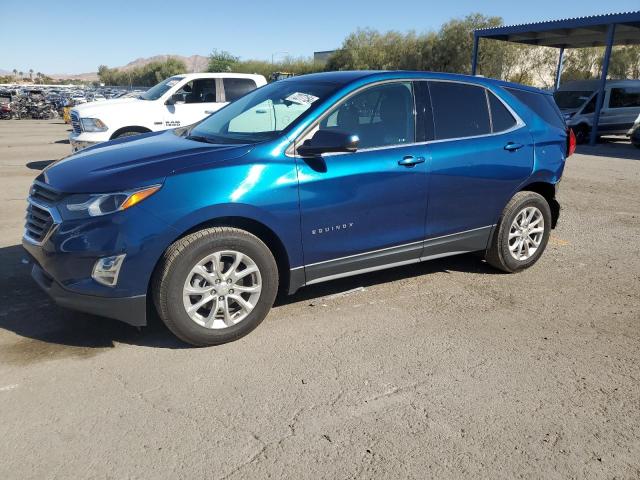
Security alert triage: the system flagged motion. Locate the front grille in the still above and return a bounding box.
[30,181,65,204]
[25,202,55,243]
[71,110,82,134]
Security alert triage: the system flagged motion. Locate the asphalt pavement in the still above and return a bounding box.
[0,120,638,479]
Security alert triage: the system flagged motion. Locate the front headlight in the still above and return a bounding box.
[80,117,108,132]
[60,185,161,220]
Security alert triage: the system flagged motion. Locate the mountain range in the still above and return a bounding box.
[1,54,210,81]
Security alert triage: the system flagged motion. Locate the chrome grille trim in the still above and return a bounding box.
[70,110,82,134]
[24,198,61,246]
[30,180,65,204]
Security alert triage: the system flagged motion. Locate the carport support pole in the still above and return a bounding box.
[554,47,565,91]
[590,23,616,145]
[471,34,479,75]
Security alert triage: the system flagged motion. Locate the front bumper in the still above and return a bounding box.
[28,257,147,326]
[69,131,110,152]
[21,197,177,327]
[70,138,99,153]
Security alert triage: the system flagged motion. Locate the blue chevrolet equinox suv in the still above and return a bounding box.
[23,71,574,346]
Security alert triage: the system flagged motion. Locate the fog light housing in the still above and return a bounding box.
[92,254,126,287]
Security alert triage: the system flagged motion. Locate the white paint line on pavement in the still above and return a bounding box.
[0,384,19,392]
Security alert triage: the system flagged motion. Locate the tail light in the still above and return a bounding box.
[566,128,576,157]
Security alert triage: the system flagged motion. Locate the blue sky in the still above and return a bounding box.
[2,0,639,74]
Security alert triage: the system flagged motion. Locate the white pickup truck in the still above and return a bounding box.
[69,72,267,152]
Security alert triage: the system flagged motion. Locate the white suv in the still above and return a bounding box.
[69,73,266,152]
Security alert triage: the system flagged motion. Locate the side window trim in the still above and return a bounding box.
[485,89,494,133]
[287,79,527,157]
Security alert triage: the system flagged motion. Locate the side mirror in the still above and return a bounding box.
[165,94,182,106]
[297,130,359,157]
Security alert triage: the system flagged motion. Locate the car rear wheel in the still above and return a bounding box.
[153,227,279,346]
[574,124,590,144]
[485,191,552,273]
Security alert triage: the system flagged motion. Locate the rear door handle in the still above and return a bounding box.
[504,142,524,152]
[398,155,425,167]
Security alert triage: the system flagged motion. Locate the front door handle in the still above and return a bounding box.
[398,155,425,167]
[504,142,524,152]
[204,110,215,114]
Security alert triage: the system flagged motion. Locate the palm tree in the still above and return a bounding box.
[29,69,33,81]
[12,69,17,80]
[18,71,23,81]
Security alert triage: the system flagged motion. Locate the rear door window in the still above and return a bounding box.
[506,87,565,129]
[609,87,640,108]
[429,82,491,140]
[223,78,257,102]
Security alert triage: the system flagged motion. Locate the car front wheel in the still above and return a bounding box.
[153,227,279,346]
[485,191,552,273]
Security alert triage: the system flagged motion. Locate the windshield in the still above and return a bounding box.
[187,80,342,144]
[553,90,594,109]
[139,76,185,101]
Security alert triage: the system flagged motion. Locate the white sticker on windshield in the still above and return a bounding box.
[166,80,179,87]
[285,92,319,105]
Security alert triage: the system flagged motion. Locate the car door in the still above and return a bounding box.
[423,81,533,256]
[164,78,219,128]
[295,81,429,284]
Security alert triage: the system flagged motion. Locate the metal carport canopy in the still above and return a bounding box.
[471,11,640,144]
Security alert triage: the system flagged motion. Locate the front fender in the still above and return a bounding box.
[142,159,304,269]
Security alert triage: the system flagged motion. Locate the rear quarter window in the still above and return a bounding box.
[488,92,517,132]
[506,87,565,130]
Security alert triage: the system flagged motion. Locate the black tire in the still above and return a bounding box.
[152,227,279,346]
[485,191,552,273]
[574,124,589,144]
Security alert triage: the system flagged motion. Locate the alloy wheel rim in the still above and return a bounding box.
[508,206,544,261]
[182,250,262,329]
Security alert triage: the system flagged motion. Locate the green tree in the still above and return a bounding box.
[207,50,239,72]
[432,14,503,76]
[325,14,506,77]
[97,58,187,87]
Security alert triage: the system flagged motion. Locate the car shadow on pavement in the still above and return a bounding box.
[26,160,55,171]
[576,139,640,161]
[0,243,496,358]
[279,252,497,305]
[0,244,190,358]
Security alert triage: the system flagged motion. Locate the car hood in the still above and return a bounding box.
[75,97,141,115]
[41,130,253,193]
